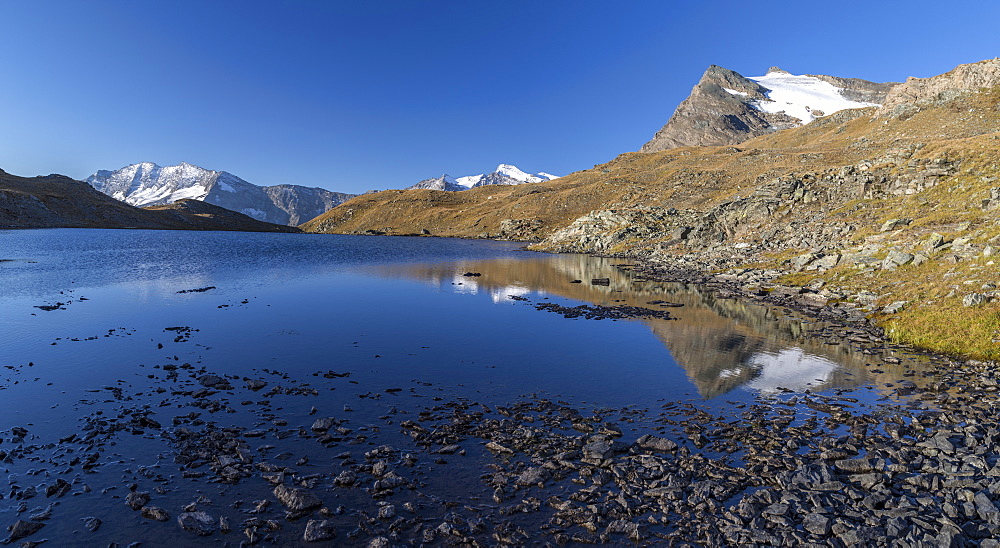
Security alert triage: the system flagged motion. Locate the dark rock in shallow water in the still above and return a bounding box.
[198,374,232,389]
[273,484,322,512]
[635,434,679,452]
[81,516,101,532]
[304,519,337,542]
[245,379,267,390]
[515,467,550,486]
[125,491,150,511]
[177,511,216,536]
[311,417,336,432]
[142,506,170,521]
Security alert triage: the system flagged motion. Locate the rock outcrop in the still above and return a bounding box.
[880,58,1000,116]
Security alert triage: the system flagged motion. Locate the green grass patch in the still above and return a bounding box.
[885,303,1000,360]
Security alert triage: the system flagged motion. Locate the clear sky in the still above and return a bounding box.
[1,1,998,194]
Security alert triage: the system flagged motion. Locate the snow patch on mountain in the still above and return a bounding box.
[454,174,483,188]
[748,70,879,124]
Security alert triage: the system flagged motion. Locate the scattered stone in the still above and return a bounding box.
[879,218,911,232]
[882,300,908,314]
[964,292,987,307]
[882,249,914,269]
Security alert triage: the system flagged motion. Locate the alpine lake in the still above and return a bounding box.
[0,229,990,546]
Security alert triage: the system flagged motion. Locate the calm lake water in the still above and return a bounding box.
[1,229,893,409]
[0,229,923,545]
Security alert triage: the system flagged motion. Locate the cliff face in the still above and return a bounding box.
[639,65,897,152]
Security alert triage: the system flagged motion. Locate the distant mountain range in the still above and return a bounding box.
[0,168,298,232]
[406,164,559,192]
[640,66,898,152]
[86,162,356,226]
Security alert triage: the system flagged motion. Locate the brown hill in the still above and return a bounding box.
[303,58,1000,359]
[0,169,298,232]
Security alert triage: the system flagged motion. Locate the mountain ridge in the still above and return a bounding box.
[87,162,356,226]
[405,164,559,192]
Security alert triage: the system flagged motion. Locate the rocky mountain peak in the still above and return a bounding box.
[407,174,466,192]
[640,65,898,152]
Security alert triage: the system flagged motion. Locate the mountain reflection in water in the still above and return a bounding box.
[369,254,878,399]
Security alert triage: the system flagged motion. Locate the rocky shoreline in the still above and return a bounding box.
[5,259,1000,547]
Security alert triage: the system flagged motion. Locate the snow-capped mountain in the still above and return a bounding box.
[641,66,898,152]
[406,164,560,192]
[407,174,466,192]
[87,162,356,226]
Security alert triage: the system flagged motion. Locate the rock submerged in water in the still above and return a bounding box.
[141,506,170,521]
[198,374,233,390]
[81,516,101,533]
[7,519,45,541]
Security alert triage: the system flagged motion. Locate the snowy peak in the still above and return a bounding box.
[493,164,560,184]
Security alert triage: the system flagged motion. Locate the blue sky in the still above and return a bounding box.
[1,1,998,194]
